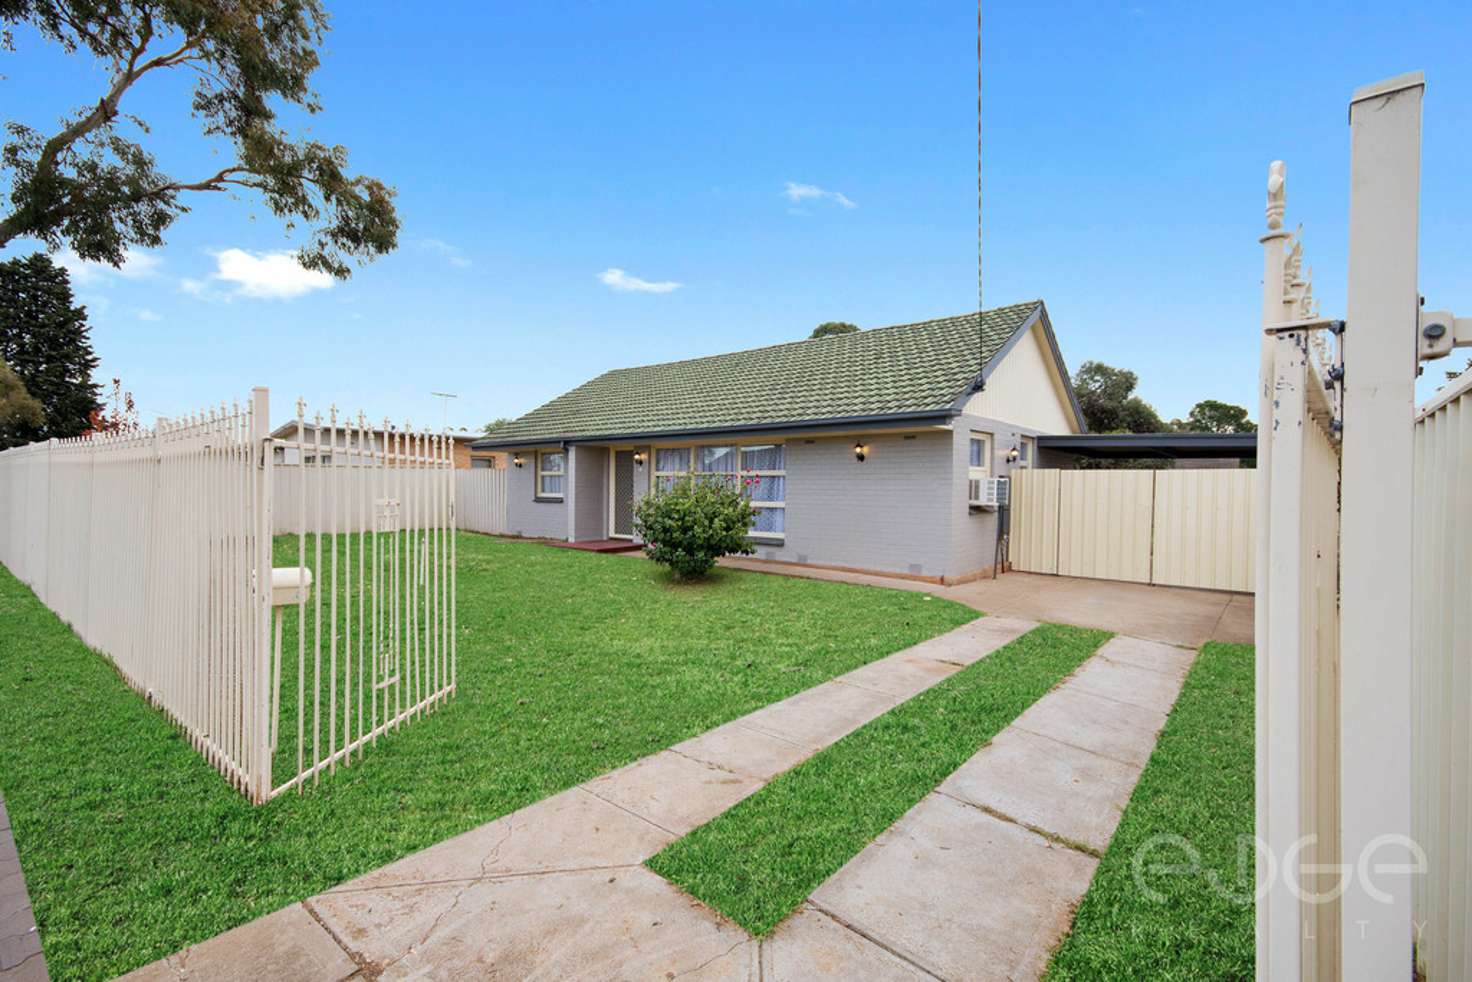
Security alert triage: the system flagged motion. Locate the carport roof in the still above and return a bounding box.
[1036,432,1257,460]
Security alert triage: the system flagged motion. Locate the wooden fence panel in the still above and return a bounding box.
[1412,376,1472,982]
[1056,470,1154,584]
[1009,468,1059,574]
[456,469,507,535]
[1152,469,1256,592]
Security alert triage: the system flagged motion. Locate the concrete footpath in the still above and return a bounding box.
[122,623,1193,981]
[0,794,47,982]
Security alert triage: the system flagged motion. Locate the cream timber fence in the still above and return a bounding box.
[1008,468,1253,593]
[274,465,505,536]
[0,389,458,803]
[1411,371,1472,982]
[456,468,508,535]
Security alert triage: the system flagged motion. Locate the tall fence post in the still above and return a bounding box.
[1255,160,1299,980]
[250,386,273,803]
[1339,72,1423,977]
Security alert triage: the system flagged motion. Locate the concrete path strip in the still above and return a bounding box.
[0,793,47,982]
[121,616,1038,981]
[788,635,1196,981]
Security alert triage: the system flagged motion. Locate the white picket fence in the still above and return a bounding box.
[0,389,458,802]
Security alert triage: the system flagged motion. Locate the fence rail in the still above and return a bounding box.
[0,390,457,802]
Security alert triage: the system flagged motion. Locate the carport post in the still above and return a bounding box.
[1339,72,1422,979]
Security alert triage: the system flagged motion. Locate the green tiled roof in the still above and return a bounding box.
[484,301,1043,444]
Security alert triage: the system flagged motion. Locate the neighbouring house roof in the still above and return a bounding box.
[269,421,483,444]
[476,301,1082,447]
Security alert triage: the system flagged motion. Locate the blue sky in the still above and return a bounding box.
[4,1,1470,430]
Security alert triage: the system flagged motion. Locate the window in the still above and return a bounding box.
[470,456,495,469]
[968,432,992,503]
[740,444,785,536]
[654,447,690,492]
[536,451,565,500]
[1016,436,1035,468]
[651,442,786,538]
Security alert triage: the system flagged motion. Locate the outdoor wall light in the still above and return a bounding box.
[854,442,868,462]
[632,451,646,466]
[1007,445,1021,463]
[512,454,524,468]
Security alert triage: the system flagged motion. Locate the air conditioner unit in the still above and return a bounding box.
[968,476,1009,509]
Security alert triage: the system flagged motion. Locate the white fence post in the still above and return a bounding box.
[1339,72,1423,977]
[250,387,273,803]
[1255,160,1297,980]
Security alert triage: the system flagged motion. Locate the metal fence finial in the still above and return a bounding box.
[1267,160,1286,230]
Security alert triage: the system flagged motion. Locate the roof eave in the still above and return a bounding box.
[471,409,957,450]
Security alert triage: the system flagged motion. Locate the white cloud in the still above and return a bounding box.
[57,247,162,285]
[782,182,856,210]
[136,308,161,322]
[597,268,682,294]
[417,238,472,268]
[182,248,334,301]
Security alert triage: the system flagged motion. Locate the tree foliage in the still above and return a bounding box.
[633,479,755,580]
[1072,360,1165,434]
[1183,399,1256,434]
[0,252,100,443]
[482,416,511,436]
[810,321,858,339]
[0,0,398,277]
[0,358,45,448]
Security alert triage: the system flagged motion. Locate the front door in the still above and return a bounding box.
[612,449,635,538]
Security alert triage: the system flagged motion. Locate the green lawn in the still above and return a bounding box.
[1046,642,1256,980]
[0,534,976,980]
[646,622,1112,935]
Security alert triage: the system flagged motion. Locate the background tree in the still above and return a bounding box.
[0,359,45,448]
[0,253,100,442]
[1182,398,1256,434]
[482,417,511,436]
[85,375,138,435]
[0,0,398,278]
[810,321,858,339]
[1071,360,1166,433]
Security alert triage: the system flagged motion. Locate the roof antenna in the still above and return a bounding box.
[975,0,985,386]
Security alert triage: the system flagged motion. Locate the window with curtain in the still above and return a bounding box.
[651,442,786,537]
[654,447,690,492]
[537,450,565,499]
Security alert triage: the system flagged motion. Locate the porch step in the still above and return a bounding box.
[548,538,644,554]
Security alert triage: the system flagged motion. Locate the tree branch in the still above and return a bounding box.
[28,24,204,191]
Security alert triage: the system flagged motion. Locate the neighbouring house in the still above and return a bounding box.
[473,301,1085,583]
[271,421,502,469]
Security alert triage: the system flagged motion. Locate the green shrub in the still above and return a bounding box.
[634,478,756,580]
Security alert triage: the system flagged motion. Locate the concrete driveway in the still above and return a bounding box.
[721,561,1253,649]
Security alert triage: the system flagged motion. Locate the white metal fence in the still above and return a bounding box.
[0,389,457,802]
[456,468,507,534]
[1009,468,1254,592]
[1256,72,1456,981]
[1412,372,1472,982]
